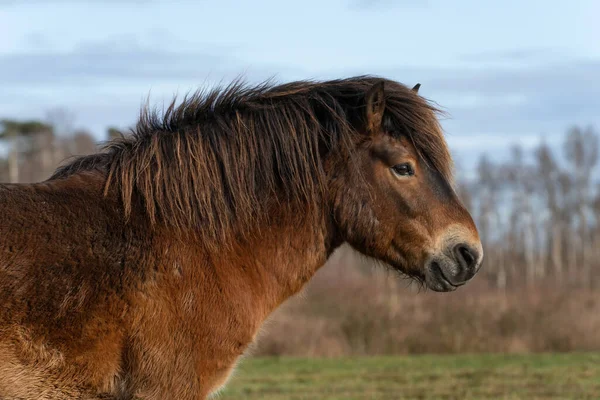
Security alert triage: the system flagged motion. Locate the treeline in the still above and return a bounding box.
[462,125,600,290]
[0,111,120,183]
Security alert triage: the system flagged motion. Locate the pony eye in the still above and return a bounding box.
[392,163,414,177]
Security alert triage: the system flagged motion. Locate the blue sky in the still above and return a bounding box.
[1,0,599,169]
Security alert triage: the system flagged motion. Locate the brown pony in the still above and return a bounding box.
[0,76,482,399]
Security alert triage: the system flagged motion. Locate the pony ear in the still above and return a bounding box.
[412,83,421,93]
[365,81,386,134]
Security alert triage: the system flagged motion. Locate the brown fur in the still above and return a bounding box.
[0,76,481,399]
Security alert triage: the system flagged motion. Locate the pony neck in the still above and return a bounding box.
[223,219,334,308]
[153,211,339,317]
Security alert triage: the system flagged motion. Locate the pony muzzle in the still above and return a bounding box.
[425,241,483,292]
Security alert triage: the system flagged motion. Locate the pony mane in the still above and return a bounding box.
[51,76,450,242]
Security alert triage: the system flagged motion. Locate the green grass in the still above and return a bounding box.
[218,353,600,399]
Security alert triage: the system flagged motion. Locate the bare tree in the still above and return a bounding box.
[0,119,54,183]
[563,126,599,287]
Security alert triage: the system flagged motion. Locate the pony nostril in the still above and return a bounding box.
[460,246,474,264]
[454,244,479,270]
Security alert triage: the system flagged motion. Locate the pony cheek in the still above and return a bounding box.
[335,200,382,252]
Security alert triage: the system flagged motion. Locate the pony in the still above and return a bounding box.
[0,76,483,399]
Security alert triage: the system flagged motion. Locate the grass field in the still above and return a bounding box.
[218,353,600,399]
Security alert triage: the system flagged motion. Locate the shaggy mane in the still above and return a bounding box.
[51,76,451,242]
